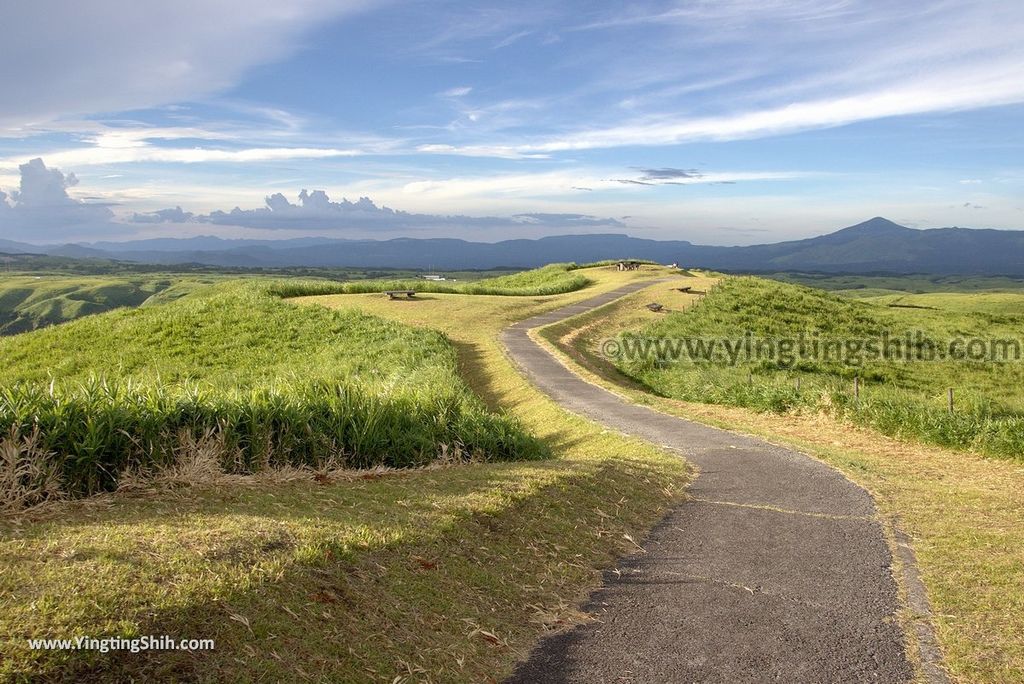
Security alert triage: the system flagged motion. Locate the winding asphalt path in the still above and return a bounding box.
[501,282,914,683]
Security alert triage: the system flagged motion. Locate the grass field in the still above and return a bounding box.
[768,272,1024,294]
[537,273,1024,682]
[0,264,690,681]
[0,263,587,336]
[856,291,1024,315]
[610,276,1024,459]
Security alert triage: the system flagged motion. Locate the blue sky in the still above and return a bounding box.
[1,0,1022,244]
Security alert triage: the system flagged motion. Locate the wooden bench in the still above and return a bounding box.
[384,290,416,300]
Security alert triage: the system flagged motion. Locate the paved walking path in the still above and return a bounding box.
[501,282,914,683]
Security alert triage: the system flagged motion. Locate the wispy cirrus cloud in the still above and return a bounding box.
[0,116,393,171]
[419,63,1024,157]
[440,86,473,98]
[396,168,811,201]
[0,0,383,129]
[5,145,364,170]
[407,1,1024,157]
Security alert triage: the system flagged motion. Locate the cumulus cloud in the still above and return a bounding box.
[130,206,195,224]
[0,158,116,240]
[196,189,624,231]
[1,159,629,239]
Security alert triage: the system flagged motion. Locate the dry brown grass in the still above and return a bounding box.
[0,427,63,513]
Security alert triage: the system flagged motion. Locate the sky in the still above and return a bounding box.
[1,0,1022,245]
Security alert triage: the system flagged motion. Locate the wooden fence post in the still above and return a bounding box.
[854,376,860,404]
[948,387,954,414]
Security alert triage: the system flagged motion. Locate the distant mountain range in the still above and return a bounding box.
[3,218,1024,275]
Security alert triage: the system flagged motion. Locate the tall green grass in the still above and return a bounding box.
[0,279,548,503]
[614,277,1024,460]
[0,379,539,497]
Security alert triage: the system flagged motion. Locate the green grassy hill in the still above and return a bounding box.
[614,276,1024,459]
[0,271,575,504]
[0,276,219,335]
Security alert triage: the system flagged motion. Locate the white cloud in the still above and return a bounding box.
[0,158,116,240]
[130,206,194,224]
[0,125,366,169]
[192,189,625,232]
[398,169,812,200]
[422,64,1024,157]
[0,0,380,128]
[493,30,532,49]
[410,1,1024,157]
[11,146,363,169]
[0,158,628,238]
[440,86,473,97]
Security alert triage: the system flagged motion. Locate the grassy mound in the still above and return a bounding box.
[265,263,591,298]
[614,276,1024,459]
[0,282,545,504]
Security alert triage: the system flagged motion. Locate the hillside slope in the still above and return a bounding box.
[612,276,1024,458]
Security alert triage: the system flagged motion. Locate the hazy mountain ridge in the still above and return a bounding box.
[4,218,1023,275]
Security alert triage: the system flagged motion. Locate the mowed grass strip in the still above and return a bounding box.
[537,274,1024,683]
[0,265,690,682]
[264,262,592,298]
